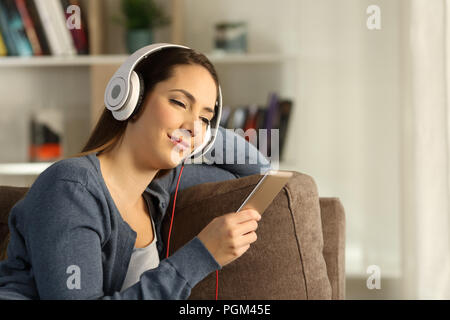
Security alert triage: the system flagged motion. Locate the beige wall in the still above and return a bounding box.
[291,0,402,281]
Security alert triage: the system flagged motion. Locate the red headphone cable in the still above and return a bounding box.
[166,163,219,300]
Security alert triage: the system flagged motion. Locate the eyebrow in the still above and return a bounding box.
[169,89,216,115]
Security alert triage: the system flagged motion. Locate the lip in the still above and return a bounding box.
[168,134,190,149]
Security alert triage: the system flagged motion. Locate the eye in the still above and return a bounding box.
[171,99,211,125]
[170,99,186,108]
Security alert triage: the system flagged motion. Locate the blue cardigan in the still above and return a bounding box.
[0,127,271,300]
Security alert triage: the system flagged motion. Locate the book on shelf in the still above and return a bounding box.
[264,92,279,156]
[0,31,7,55]
[219,105,231,127]
[29,108,64,162]
[61,0,88,54]
[229,107,248,129]
[34,0,76,55]
[0,0,33,56]
[277,99,292,159]
[22,0,50,55]
[242,104,258,132]
[15,0,44,55]
[221,93,293,161]
[0,0,90,57]
[254,107,267,132]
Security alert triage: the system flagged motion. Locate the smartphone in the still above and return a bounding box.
[236,169,294,215]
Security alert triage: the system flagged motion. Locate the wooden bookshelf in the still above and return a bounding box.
[0,53,297,67]
[0,0,299,181]
[0,162,53,176]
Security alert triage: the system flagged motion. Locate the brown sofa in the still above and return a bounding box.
[0,171,345,299]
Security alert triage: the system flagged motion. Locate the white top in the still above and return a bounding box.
[120,194,160,292]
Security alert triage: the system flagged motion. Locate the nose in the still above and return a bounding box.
[179,119,205,147]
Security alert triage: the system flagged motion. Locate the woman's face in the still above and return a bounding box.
[127,64,217,170]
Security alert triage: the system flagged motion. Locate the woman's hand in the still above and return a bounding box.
[196,209,261,267]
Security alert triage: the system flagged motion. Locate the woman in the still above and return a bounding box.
[0,44,268,300]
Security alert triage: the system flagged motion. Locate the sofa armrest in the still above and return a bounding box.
[319,197,346,300]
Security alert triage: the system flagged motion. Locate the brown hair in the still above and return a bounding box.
[69,47,220,180]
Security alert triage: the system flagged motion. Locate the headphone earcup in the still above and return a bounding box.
[129,72,145,120]
[110,71,144,121]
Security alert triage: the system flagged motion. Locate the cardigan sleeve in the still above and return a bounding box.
[18,179,220,300]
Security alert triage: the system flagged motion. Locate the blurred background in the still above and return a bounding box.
[0,0,449,299]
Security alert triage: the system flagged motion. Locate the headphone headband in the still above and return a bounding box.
[105,43,189,111]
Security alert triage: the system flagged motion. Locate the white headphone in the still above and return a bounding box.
[104,43,222,161]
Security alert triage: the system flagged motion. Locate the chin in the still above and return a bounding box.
[167,147,192,165]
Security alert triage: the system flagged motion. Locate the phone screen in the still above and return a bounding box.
[236,170,293,215]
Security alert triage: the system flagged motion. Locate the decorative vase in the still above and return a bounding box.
[126,29,154,53]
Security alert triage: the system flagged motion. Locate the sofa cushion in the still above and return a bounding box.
[161,171,332,299]
[0,186,29,261]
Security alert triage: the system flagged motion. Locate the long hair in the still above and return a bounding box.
[69,47,220,180]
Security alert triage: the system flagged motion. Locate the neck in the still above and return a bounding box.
[97,138,158,213]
